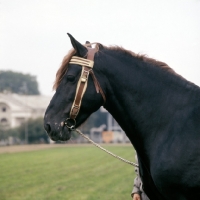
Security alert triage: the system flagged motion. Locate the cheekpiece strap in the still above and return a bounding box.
[68,47,105,121]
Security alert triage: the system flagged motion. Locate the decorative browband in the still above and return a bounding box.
[69,56,94,68]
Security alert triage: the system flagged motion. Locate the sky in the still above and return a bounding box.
[1,0,200,96]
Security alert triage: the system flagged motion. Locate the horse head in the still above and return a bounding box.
[44,34,106,141]
[44,33,200,199]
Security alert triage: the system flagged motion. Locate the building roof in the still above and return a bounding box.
[0,93,51,111]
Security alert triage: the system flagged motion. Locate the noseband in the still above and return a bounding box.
[65,47,106,130]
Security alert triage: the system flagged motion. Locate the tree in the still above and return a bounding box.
[19,118,48,143]
[0,70,40,95]
[1,118,48,144]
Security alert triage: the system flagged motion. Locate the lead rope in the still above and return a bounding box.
[74,129,139,167]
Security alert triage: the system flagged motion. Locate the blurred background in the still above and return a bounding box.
[0,1,200,199]
[0,0,200,145]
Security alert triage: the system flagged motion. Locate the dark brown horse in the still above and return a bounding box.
[44,34,200,199]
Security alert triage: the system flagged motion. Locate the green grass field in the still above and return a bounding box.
[0,144,136,200]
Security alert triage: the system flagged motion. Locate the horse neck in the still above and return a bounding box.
[98,51,199,156]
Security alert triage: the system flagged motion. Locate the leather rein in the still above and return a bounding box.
[64,47,106,130]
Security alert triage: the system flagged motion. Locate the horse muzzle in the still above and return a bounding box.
[44,122,71,141]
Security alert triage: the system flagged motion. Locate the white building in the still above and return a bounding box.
[0,93,51,128]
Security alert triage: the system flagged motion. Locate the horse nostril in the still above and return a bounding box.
[44,123,51,134]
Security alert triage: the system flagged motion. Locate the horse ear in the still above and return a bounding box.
[98,43,104,50]
[85,41,92,48]
[67,33,88,57]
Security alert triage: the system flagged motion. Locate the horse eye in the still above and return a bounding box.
[67,75,75,82]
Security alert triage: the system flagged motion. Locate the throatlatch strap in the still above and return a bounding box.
[87,48,106,103]
[90,71,106,103]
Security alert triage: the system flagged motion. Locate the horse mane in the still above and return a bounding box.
[103,45,176,74]
[53,43,181,90]
[53,43,99,90]
[53,48,76,90]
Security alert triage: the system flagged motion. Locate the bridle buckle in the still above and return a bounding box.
[81,70,90,82]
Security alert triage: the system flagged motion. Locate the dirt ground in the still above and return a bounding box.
[0,144,69,154]
[0,143,131,154]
